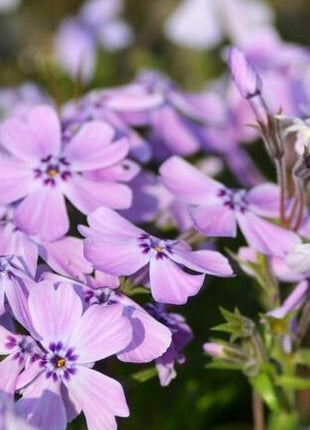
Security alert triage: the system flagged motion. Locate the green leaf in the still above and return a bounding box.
[251,371,280,412]
[131,367,157,383]
[276,375,310,390]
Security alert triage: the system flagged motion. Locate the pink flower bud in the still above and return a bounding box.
[203,342,224,358]
[228,47,262,99]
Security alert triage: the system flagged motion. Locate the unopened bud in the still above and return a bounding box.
[228,47,262,100]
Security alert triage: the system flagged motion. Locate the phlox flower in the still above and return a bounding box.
[79,207,233,305]
[0,105,132,241]
[1,281,131,429]
[104,70,205,157]
[39,270,172,364]
[160,156,300,257]
[62,91,150,162]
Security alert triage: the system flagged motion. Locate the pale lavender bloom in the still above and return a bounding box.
[164,0,274,50]
[0,105,132,241]
[9,281,131,429]
[38,271,172,364]
[145,303,193,386]
[160,156,300,257]
[104,70,204,157]
[54,0,133,83]
[80,207,233,305]
[62,92,150,162]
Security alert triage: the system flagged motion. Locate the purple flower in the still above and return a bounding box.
[10,281,131,429]
[79,207,233,305]
[62,92,150,162]
[104,70,205,157]
[145,303,193,386]
[160,156,300,257]
[0,105,132,241]
[39,271,172,364]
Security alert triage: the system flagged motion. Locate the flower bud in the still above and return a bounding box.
[228,47,262,100]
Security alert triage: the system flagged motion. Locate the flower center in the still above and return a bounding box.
[41,341,78,382]
[46,167,59,178]
[218,188,247,212]
[34,155,71,187]
[138,234,174,259]
[56,357,66,368]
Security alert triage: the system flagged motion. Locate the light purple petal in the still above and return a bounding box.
[150,107,199,155]
[54,18,96,83]
[83,237,149,276]
[155,361,176,387]
[0,105,60,161]
[0,159,36,204]
[160,156,222,204]
[65,366,129,429]
[69,303,132,363]
[63,121,129,170]
[38,236,92,280]
[246,183,280,217]
[81,206,145,239]
[268,280,310,319]
[14,188,69,241]
[237,211,301,257]
[190,203,237,237]
[98,20,133,51]
[0,356,24,395]
[170,249,233,277]
[164,0,221,49]
[149,257,204,304]
[28,281,83,347]
[17,373,66,430]
[63,174,132,212]
[117,302,172,363]
[228,47,262,99]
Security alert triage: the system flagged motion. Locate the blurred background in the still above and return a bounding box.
[1,1,310,429]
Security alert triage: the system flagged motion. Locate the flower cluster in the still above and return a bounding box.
[2,0,310,428]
